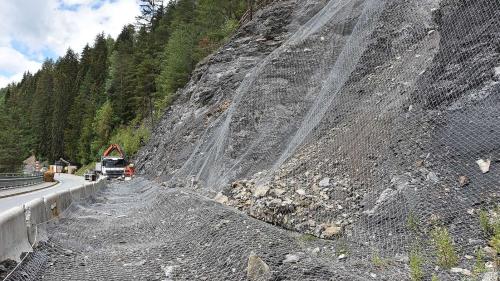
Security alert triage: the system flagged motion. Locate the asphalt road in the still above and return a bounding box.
[0,173,85,214]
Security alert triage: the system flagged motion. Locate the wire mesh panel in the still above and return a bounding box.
[5,0,500,280]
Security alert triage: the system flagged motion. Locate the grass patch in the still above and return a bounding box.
[490,228,500,253]
[371,251,388,268]
[407,211,420,233]
[298,234,317,242]
[337,241,350,256]
[409,247,424,281]
[430,226,458,269]
[480,210,493,236]
[478,207,500,253]
[472,249,486,277]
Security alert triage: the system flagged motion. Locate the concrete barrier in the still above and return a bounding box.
[88,182,99,196]
[0,206,32,262]
[24,198,47,245]
[44,189,72,220]
[0,177,108,263]
[70,185,86,202]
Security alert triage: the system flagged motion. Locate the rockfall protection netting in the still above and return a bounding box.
[7,180,412,281]
[5,0,500,280]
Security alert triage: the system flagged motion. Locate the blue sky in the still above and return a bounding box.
[0,0,140,88]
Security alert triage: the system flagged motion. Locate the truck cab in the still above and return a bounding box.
[101,157,126,178]
[96,144,134,179]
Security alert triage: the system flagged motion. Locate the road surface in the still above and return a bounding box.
[0,173,85,213]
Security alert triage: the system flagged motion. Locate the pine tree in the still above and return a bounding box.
[64,45,92,163]
[91,100,114,156]
[157,25,195,97]
[31,60,55,160]
[51,49,79,161]
[108,25,137,125]
[0,0,249,169]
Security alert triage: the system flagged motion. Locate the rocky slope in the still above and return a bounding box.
[136,0,500,277]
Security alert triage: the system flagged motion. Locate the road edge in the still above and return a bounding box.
[0,181,60,199]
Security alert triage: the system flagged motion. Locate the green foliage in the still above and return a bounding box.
[75,162,96,176]
[409,247,424,281]
[157,25,196,96]
[480,210,494,236]
[491,231,500,253]
[0,0,246,169]
[94,101,114,143]
[407,211,420,233]
[91,101,114,157]
[222,19,240,38]
[430,227,458,269]
[472,249,486,277]
[0,107,26,172]
[479,207,500,253]
[431,274,439,281]
[109,124,151,157]
[490,218,500,253]
[51,49,80,161]
[337,241,350,256]
[371,251,388,268]
[297,234,317,243]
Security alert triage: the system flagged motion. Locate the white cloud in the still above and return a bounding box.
[0,47,42,75]
[0,0,141,88]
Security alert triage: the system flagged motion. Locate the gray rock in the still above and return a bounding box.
[319,177,330,187]
[254,186,270,198]
[482,272,498,281]
[476,159,491,173]
[426,172,439,183]
[247,253,271,281]
[295,189,306,196]
[394,253,409,263]
[450,268,471,276]
[214,193,229,204]
[283,254,301,263]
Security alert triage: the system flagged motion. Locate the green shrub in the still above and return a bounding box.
[491,229,500,253]
[76,162,96,176]
[472,249,486,277]
[409,247,424,281]
[372,251,387,268]
[407,212,419,233]
[430,227,458,269]
[431,274,439,281]
[480,210,493,236]
[478,207,500,253]
[109,124,151,157]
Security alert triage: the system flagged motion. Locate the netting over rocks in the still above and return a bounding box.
[7,180,412,281]
[6,0,500,280]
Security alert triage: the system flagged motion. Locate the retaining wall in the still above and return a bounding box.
[0,178,107,262]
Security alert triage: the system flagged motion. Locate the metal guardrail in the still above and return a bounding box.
[0,173,44,190]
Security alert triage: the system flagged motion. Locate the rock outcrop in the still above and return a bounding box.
[138,0,500,257]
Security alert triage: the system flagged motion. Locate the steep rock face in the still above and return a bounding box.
[138,0,500,251]
[136,0,327,185]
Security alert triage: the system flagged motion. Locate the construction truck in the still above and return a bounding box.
[59,158,77,174]
[50,158,77,174]
[96,144,135,179]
